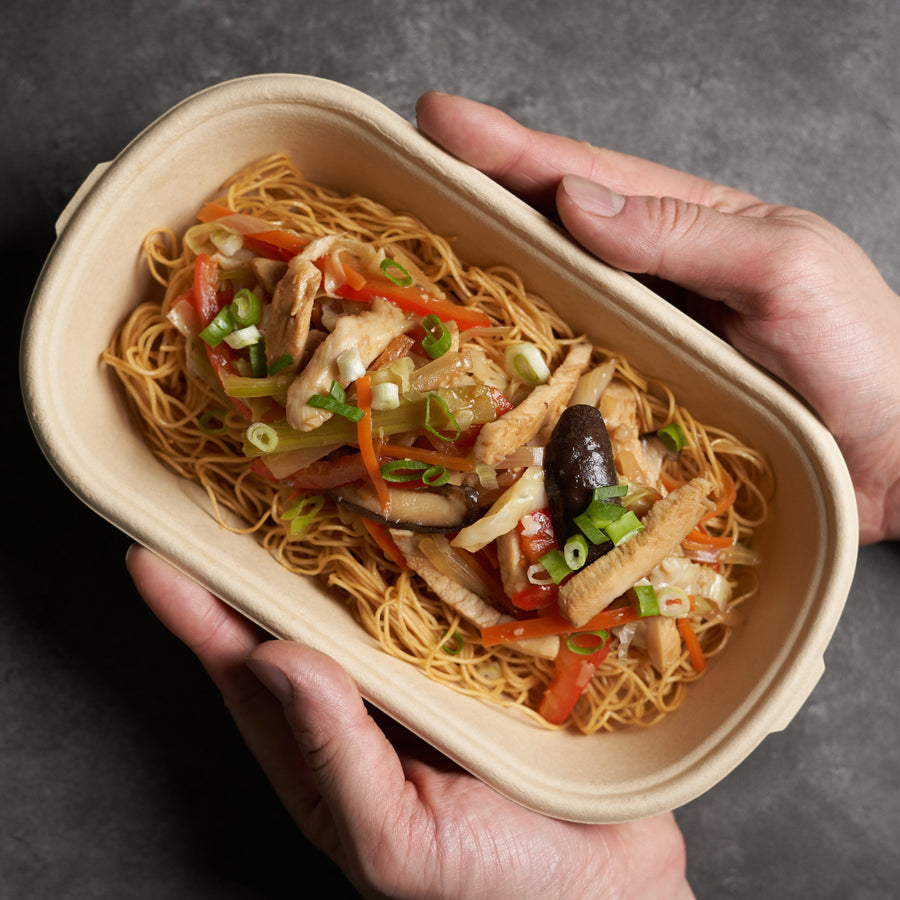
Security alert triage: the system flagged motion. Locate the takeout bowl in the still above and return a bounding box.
[21,74,858,823]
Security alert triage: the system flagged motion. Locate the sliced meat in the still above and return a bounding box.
[285,299,412,431]
[495,527,530,599]
[266,254,322,374]
[390,530,559,659]
[558,476,715,627]
[472,341,592,466]
[599,379,657,485]
[644,616,682,674]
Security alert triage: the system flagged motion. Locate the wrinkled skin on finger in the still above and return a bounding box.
[416,92,900,544]
[127,546,694,900]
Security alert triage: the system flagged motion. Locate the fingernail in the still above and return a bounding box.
[246,655,293,704]
[562,174,626,217]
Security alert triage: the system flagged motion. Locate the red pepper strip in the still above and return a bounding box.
[286,453,369,490]
[537,637,611,725]
[677,618,707,673]
[355,376,391,512]
[332,278,492,332]
[192,253,220,325]
[250,458,279,482]
[242,231,308,261]
[517,508,558,565]
[360,517,407,570]
[190,254,252,420]
[481,603,641,648]
[509,583,558,611]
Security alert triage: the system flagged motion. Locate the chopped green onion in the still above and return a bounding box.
[421,465,450,487]
[657,585,692,617]
[198,409,229,435]
[475,462,498,490]
[424,392,461,441]
[308,381,365,422]
[504,342,551,385]
[224,323,262,349]
[657,422,688,452]
[380,459,430,482]
[442,631,464,655]
[421,313,452,359]
[380,257,413,287]
[539,548,571,585]
[592,483,628,500]
[371,381,400,411]
[246,422,279,452]
[337,347,366,384]
[566,629,609,655]
[199,306,234,347]
[563,534,590,570]
[574,511,608,545]
[585,499,627,530]
[280,494,325,536]
[633,583,660,617]
[231,288,261,327]
[268,353,294,375]
[247,342,267,378]
[604,509,644,545]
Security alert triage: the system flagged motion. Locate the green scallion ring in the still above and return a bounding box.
[380,258,413,287]
[380,459,430,482]
[657,422,688,452]
[421,313,451,359]
[199,306,234,347]
[198,409,230,435]
[424,392,461,441]
[566,629,609,655]
[231,288,261,327]
[442,631,464,655]
[563,533,589,570]
[246,422,279,452]
[539,547,571,585]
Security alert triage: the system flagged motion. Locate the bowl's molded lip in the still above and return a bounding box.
[21,74,860,823]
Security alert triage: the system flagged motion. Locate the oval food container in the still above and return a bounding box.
[20,74,858,823]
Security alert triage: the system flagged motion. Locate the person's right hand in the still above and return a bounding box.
[416,92,900,544]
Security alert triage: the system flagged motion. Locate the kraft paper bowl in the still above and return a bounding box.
[20,75,858,823]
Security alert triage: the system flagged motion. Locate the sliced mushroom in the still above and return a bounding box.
[544,404,618,566]
[330,480,479,533]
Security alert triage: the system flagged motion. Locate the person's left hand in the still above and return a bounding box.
[126,545,692,900]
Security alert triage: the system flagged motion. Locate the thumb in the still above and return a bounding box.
[555,173,786,315]
[245,641,408,841]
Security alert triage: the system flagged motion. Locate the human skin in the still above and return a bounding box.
[126,545,693,900]
[415,91,900,545]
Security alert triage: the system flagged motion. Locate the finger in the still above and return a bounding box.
[246,641,412,862]
[554,173,802,314]
[415,91,758,213]
[126,546,326,838]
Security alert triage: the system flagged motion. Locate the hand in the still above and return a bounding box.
[126,545,693,900]
[415,92,900,544]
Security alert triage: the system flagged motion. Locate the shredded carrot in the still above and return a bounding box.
[197,201,235,222]
[481,603,641,648]
[682,526,733,548]
[377,442,478,473]
[355,375,391,512]
[701,465,737,522]
[360,517,407,570]
[677,618,707,673]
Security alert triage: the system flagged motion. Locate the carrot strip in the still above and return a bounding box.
[682,527,733,548]
[481,603,641,648]
[197,201,236,222]
[677,618,707,673]
[372,334,416,370]
[355,375,390,512]
[701,465,737,522]
[377,442,478,473]
[360,517,407,570]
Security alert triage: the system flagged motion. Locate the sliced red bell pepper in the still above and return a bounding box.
[537,636,611,725]
[509,582,558,611]
[332,277,492,332]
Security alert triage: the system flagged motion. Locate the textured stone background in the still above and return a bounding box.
[5,1,899,897]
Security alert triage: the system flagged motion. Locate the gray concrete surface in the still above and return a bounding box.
[5,1,899,897]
